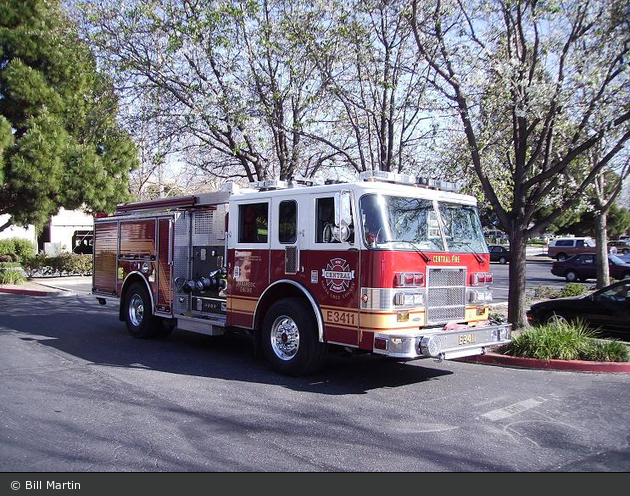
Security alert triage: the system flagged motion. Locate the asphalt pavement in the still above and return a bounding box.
[0,292,629,471]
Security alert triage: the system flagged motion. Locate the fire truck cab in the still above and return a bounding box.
[93,172,511,375]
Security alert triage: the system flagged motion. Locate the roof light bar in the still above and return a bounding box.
[255,180,288,191]
[360,171,461,192]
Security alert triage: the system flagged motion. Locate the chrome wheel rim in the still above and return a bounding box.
[129,294,144,326]
[566,272,577,282]
[270,315,300,361]
[548,313,569,325]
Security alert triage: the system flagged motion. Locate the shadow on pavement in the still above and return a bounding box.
[0,294,451,395]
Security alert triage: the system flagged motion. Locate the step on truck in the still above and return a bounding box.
[92,171,511,375]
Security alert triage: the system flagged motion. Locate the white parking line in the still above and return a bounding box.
[482,398,544,421]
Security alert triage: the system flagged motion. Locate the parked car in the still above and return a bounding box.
[488,244,510,264]
[547,237,596,261]
[527,279,630,338]
[608,240,630,255]
[550,253,630,282]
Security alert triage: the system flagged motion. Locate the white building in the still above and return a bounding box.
[0,208,94,255]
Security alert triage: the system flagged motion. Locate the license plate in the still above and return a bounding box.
[457,333,476,346]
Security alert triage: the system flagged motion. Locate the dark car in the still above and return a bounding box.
[488,245,510,264]
[550,253,630,282]
[527,280,630,338]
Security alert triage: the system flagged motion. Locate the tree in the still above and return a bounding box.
[410,0,630,327]
[78,0,340,183]
[0,0,137,232]
[288,0,434,175]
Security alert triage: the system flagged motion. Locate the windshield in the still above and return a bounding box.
[359,194,487,253]
[359,194,444,250]
[437,201,487,253]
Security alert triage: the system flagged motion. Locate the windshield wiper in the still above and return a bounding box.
[450,241,484,264]
[382,239,430,263]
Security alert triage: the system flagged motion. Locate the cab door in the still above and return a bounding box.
[305,193,360,347]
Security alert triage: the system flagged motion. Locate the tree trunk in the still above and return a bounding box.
[0,220,12,233]
[595,211,609,289]
[507,228,528,329]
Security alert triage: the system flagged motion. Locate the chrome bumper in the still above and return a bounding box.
[372,323,512,360]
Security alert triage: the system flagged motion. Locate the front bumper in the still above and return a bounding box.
[372,323,512,360]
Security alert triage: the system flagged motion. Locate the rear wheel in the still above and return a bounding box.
[545,312,570,325]
[124,282,159,338]
[261,298,327,376]
[499,256,508,264]
[622,272,630,280]
[565,270,578,282]
[557,253,568,262]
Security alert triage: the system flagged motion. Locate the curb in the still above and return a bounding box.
[0,286,57,297]
[460,352,630,374]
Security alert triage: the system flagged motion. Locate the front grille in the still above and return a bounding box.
[427,267,465,323]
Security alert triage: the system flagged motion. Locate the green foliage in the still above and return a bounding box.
[533,283,588,300]
[23,253,92,277]
[0,0,137,231]
[0,237,36,263]
[554,204,630,239]
[0,268,26,285]
[504,321,629,362]
[559,284,587,298]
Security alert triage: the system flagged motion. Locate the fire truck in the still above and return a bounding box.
[92,171,511,375]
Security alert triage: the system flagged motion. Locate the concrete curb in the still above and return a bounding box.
[0,286,57,297]
[460,352,630,374]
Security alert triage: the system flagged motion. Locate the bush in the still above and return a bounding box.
[23,253,92,277]
[503,321,629,362]
[0,237,36,264]
[532,283,588,301]
[0,267,26,284]
[559,283,587,298]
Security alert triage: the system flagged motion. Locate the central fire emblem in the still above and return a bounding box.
[322,258,355,294]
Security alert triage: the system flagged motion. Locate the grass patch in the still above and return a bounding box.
[503,321,629,362]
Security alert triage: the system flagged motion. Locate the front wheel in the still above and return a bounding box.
[261,298,327,376]
[499,256,508,264]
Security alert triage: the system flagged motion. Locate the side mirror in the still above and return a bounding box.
[334,190,353,243]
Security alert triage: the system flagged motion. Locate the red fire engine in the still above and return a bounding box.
[93,172,511,375]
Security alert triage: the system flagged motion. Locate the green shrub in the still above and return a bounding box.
[0,237,36,263]
[583,340,630,362]
[559,283,587,298]
[533,285,560,300]
[23,252,92,276]
[0,269,26,285]
[504,321,629,362]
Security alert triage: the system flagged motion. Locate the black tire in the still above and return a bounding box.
[565,270,578,282]
[557,253,567,262]
[261,298,327,376]
[123,282,159,338]
[622,272,630,280]
[499,256,508,264]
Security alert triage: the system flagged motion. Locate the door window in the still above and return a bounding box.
[238,203,269,243]
[279,201,297,244]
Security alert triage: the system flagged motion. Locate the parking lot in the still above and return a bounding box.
[1,291,629,471]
